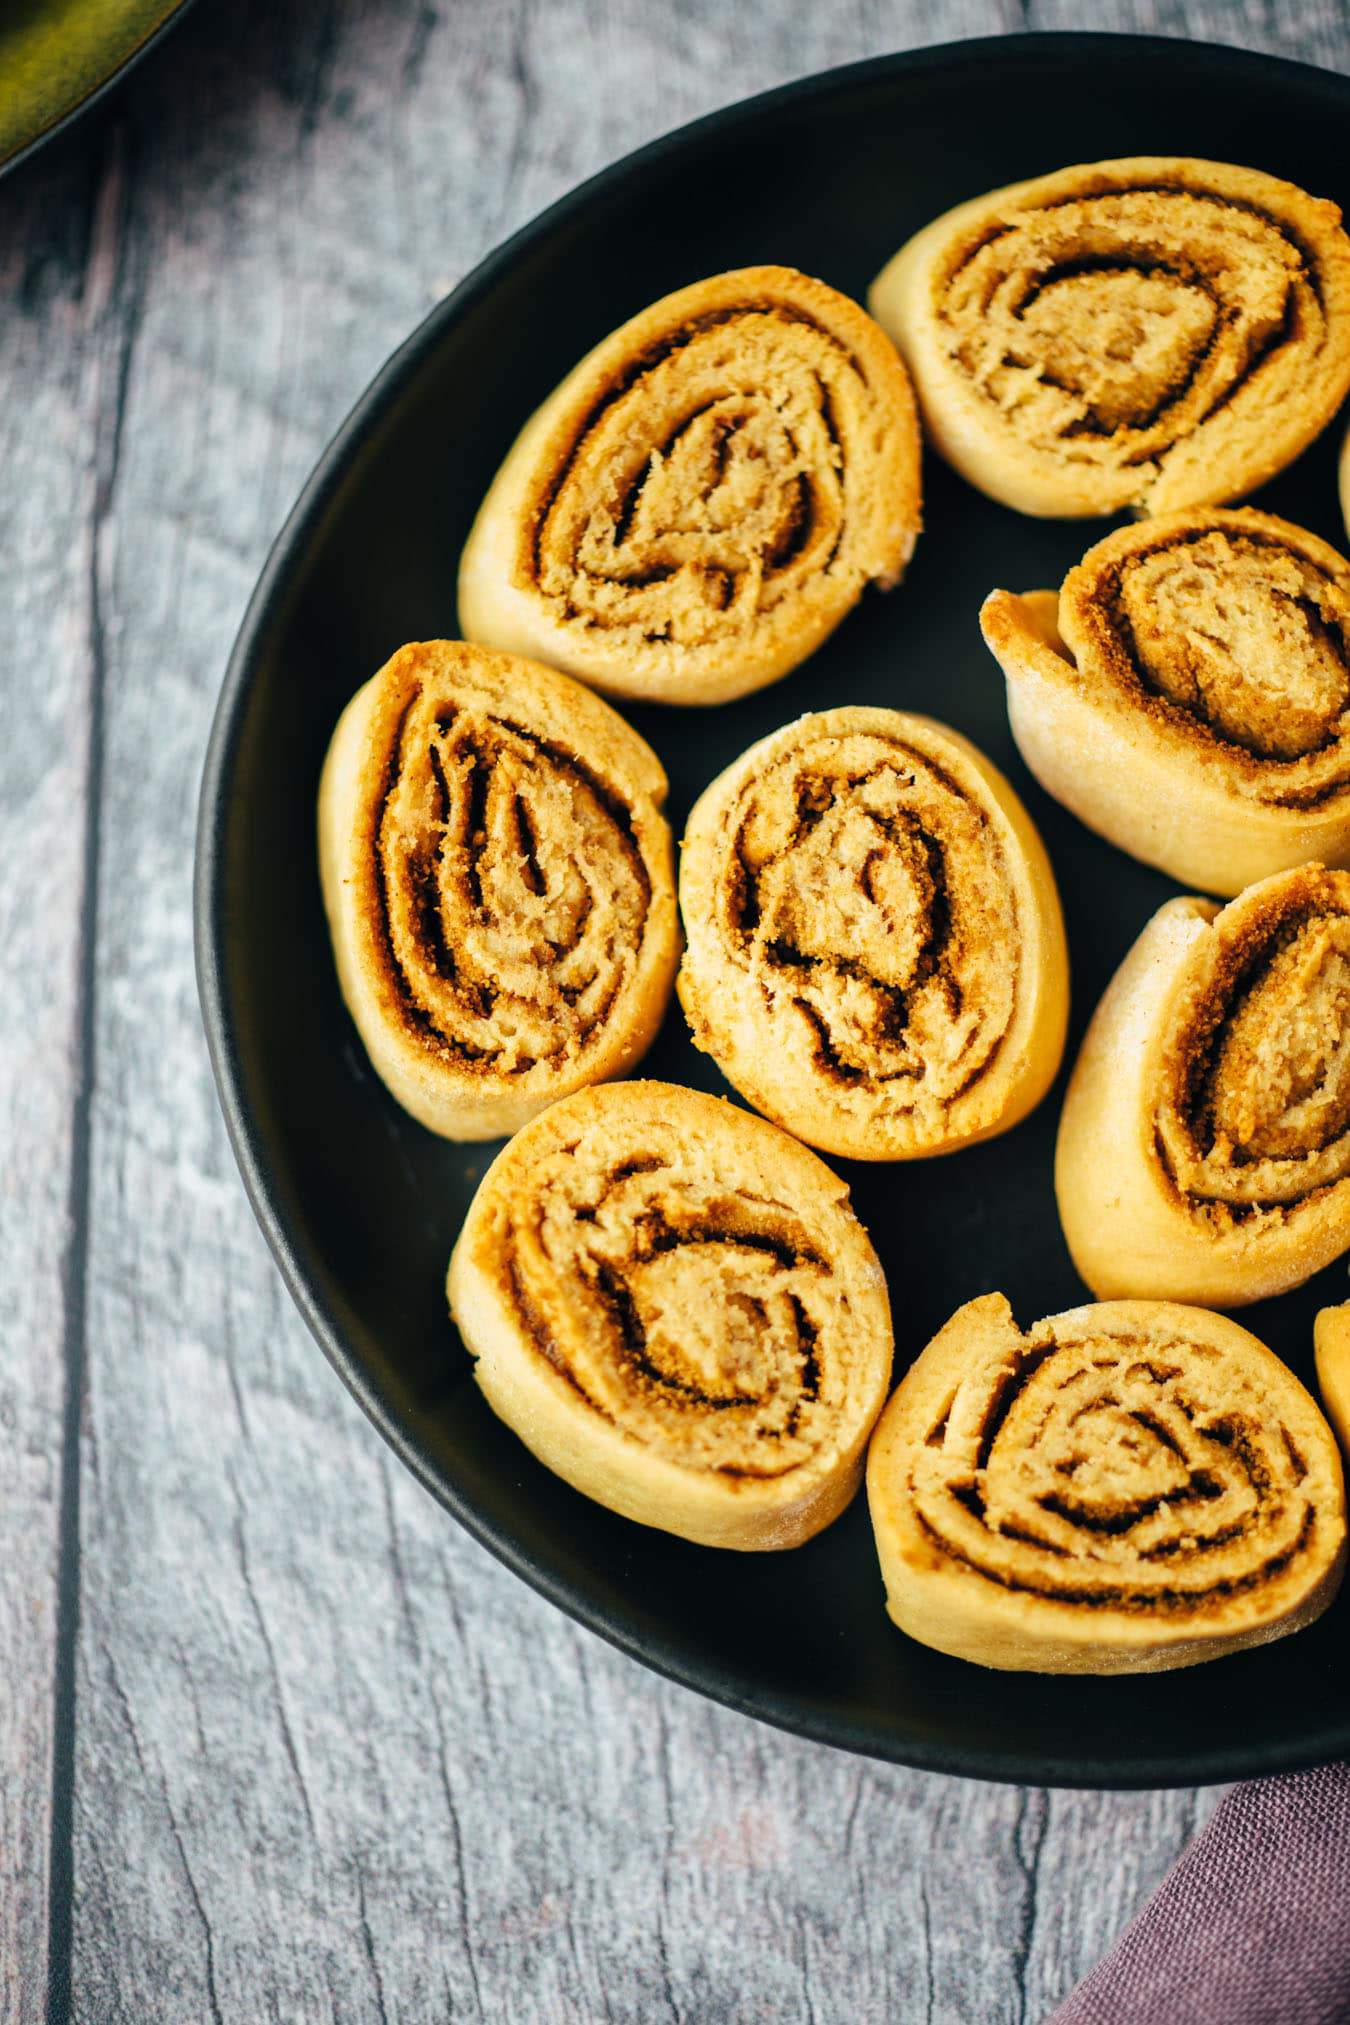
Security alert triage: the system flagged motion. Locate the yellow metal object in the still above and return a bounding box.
[0,0,186,172]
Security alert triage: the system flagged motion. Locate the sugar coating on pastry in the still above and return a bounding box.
[677,708,1068,1159]
[867,1293,1346,1674]
[1057,865,1350,1307]
[1315,1303,1350,1459]
[458,266,922,705]
[870,157,1350,518]
[982,508,1350,895]
[318,641,679,1140]
[447,1082,894,1548]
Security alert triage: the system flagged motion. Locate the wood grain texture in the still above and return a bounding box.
[2,1,1347,2019]
[0,134,134,2022]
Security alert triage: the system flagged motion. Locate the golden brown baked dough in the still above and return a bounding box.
[318,641,679,1140]
[447,1082,893,1548]
[457,267,922,705]
[1341,419,1350,542]
[870,157,1350,518]
[1057,866,1350,1306]
[677,709,1068,1159]
[867,1292,1346,1673]
[1314,1303,1350,1458]
[981,509,1350,895]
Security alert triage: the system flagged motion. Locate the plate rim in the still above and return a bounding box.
[195,29,1350,1788]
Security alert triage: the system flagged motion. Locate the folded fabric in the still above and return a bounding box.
[1052,1764,1350,2024]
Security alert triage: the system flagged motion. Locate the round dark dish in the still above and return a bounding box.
[196,32,1350,1787]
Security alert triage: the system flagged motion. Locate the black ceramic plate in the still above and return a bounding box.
[197,33,1350,1787]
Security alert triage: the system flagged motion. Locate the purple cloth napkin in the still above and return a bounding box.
[1051,1764,1350,2025]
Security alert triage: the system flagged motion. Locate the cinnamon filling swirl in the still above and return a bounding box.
[721,741,1012,1096]
[911,1324,1316,1613]
[373,696,651,1074]
[1157,867,1350,1217]
[867,1294,1346,1673]
[448,1082,893,1549]
[1056,867,1350,1305]
[981,510,1350,894]
[318,641,678,1140]
[871,158,1350,517]
[500,1155,843,1479]
[678,710,1067,1160]
[939,186,1323,472]
[1062,515,1350,805]
[528,305,866,645]
[459,267,922,704]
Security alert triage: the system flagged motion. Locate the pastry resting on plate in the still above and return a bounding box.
[447,1082,893,1549]
[677,708,1068,1159]
[318,641,679,1140]
[867,1293,1346,1674]
[1057,866,1350,1306]
[981,508,1350,895]
[1315,1304,1350,1458]
[869,156,1350,518]
[458,266,922,705]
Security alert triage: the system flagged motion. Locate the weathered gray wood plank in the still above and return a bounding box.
[0,0,1345,2018]
[0,134,136,2023]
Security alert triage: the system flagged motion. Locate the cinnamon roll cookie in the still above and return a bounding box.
[870,1296,1343,1676]
[867,1293,1346,1673]
[318,641,679,1140]
[981,509,1350,895]
[447,1082,893,1548]
[458,267,922,705]
[677,709,1068,1160]
[1057,866,1350,1306]
[870,157,1350,518]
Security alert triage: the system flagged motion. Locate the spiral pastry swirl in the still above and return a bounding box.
[1057,865,1350,1306]
[447,1082,894,1548]
[677,709,1068,1160]
[982,509,1350,894]
[318,642,679,1141]
[868,1294,1346,1674]
[457,267,922,705]
[870,157,1350,518]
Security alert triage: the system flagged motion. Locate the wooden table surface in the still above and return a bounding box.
[4,2,1348,2018]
